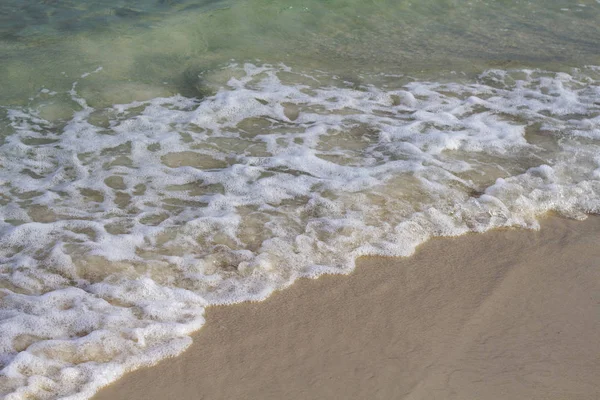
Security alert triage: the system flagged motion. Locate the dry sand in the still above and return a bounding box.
[94,216,600,400]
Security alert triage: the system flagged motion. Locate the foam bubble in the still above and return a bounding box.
[1,63,599,398]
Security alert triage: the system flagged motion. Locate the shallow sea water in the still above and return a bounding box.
[1,1,600,399]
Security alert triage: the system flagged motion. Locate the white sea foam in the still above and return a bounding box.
[1,63,599,399]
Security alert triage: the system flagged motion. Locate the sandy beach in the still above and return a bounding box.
[2,2,600,399]
[93,215,600,400]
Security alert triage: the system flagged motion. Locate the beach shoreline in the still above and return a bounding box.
[93,215,600,400]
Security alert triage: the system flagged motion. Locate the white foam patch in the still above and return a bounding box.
[1,63,600,399]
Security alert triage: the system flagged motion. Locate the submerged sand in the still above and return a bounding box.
[94,216,600,400]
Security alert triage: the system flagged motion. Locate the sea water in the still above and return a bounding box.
[1,1,599,398]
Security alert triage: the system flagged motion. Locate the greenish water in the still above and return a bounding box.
[1,2,600,399]
[1,0,599,105]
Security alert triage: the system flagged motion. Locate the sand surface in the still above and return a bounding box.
[94,216,600,400]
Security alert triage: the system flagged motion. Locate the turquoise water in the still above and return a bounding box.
[1,1,599,399]
[1,0,599,105]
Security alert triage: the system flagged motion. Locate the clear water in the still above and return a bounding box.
[1,1,599,399]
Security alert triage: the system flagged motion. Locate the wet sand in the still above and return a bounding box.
[94,216,600,400]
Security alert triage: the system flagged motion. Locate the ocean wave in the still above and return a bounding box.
[1,63,599,399]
